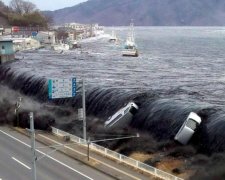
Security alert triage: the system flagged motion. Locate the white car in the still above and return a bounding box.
[104,102,139,129]
[174,112,201,145]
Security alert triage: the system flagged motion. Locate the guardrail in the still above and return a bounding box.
[51,127,183,180]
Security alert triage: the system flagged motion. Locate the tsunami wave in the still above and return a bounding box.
[1,64,225,154]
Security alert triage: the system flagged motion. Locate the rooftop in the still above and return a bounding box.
[0,39,13,43]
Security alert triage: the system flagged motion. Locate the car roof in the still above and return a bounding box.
[187,112,201,124]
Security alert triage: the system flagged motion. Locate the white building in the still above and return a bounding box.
[64,23,88,31]
[36,31,56,44]
[0,27,3,36]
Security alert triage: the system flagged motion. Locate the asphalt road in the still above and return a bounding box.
[0,126,115,180]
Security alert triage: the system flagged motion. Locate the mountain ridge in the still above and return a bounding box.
[44,0,225,26]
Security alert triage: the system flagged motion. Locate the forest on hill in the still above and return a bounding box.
[0,0,51,27]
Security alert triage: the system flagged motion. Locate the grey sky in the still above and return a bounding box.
[2,0,87,11]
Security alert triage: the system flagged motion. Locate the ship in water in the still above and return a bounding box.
[122,21,138,57]
[52,39,70,52]
[109,30,119,43]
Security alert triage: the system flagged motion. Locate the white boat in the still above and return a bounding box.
[122,21,138,57]
[70,40,81,49]
[109,30,118,42]
[52,43,70,51]
[122,48,138,57]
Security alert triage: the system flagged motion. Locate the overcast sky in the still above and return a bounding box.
[3,0,87,11]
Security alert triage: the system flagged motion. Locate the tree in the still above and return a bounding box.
[8,11,48,27]
[8,0,51,28]
[0,0,5,7]
[9,0,36,14]
[22,1,36,14]
[10,0,24,14]
[0,0,8,12]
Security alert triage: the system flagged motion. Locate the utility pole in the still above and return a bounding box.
[30,112,37,180]
[82,79,87,141]
[87,137,90,161]
[15,97,22,127]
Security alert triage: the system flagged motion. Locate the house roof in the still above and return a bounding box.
[0,39,13,43]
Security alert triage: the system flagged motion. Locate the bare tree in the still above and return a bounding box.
[22,1,36,14]
[10,0,37,14]
[10,0,23,14]
[0,1,5,7]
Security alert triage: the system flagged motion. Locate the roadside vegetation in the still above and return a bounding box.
[0,0,52,28]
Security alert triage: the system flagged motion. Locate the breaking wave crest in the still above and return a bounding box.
[1,64,225,153]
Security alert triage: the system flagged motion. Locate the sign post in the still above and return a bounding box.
[48,78,87,140]
[48,78,76,99]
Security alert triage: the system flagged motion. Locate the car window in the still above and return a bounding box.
[108,113,123,126]
[124,107,130,114]
[186,119,198,130]
[114,114,123,121]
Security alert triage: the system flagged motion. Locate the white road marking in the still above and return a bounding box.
[39,134,141,180]
[12,157,31,170]
[0,130,93,180]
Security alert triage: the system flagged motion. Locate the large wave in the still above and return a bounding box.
[1,64,225,154]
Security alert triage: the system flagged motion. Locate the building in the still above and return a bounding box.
[35,31,56,45]
[3,28,12,35]
[68,30,84,41]
[0,27,3,36]
[0,40,15,64]
[12,37,41,52]
[64,23,88,31]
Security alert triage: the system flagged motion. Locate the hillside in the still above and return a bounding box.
[0,0,49,27]
[0,1,10,26]
[44,0,225,26]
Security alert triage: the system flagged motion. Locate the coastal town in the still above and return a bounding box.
[0,22,104,61]
[2,0,225,180]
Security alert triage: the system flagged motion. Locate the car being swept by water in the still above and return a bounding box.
[174,112,202,145]
[104,102,139,129]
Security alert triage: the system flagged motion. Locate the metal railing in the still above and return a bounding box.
[51,127,183,180]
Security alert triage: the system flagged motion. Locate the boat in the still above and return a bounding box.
[52,41,70,51]
[109,30,118,42]
[69,40,81,49]
[122,21,138,57]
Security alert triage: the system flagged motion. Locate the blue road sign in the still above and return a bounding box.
[48,78,76,99]
[31,31,38,37]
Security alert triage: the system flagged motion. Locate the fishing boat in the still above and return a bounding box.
[109,30,118,42]
[52,43,69,51]
[69,40,81,49]
[52,40,70,52]
[122,21,138,57]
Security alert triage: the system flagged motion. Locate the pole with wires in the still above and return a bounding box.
[30,112,37,180]
[82,79,87,141]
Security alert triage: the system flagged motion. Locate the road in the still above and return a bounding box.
[0,126,115,180]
